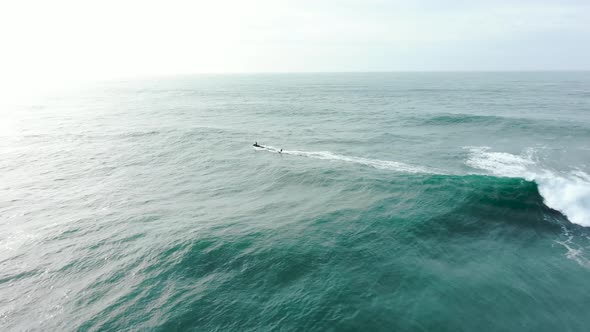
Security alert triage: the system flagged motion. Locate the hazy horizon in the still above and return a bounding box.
[2,0,590,87]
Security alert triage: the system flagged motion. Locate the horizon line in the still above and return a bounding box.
[104,69,590,80]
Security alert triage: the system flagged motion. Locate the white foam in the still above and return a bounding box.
[555,238,590,268]
[255,145,436,174]
[466,146,590,227]
[555,225,590,268]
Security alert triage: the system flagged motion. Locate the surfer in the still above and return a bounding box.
[279,149,283,154]
[253,142,262,148]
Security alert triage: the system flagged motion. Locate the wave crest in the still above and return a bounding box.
[466,146,590,227]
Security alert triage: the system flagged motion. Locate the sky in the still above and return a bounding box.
[1,0,590,86]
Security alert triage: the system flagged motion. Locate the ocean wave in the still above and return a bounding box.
[407,113,590,135]
[401,113,531,127]
[256,144,589,228]
[422,113,508,125]
[465,146,590,227]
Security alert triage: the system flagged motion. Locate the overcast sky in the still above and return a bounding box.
[1,0,590,84]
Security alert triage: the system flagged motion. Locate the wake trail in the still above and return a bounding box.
[254,145,438,174]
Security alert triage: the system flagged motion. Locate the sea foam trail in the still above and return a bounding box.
[255,146,436,174]
[466,146,590,227]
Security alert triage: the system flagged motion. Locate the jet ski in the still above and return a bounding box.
[253,143,284,154]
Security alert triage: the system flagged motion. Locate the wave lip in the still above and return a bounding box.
[466,146,590,227]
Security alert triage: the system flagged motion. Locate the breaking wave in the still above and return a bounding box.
[466,146,590,227]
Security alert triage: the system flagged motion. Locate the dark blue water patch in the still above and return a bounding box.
[404,112,583,127]
[411,175,563,235]
[397,112,590,138]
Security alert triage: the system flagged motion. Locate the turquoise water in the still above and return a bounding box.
[2,73,590,331]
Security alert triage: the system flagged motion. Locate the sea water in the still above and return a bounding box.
[1,72,590,331]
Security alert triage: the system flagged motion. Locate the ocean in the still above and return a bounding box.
[1,72,590,331]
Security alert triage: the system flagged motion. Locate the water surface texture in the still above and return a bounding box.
[2,73,590,331]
